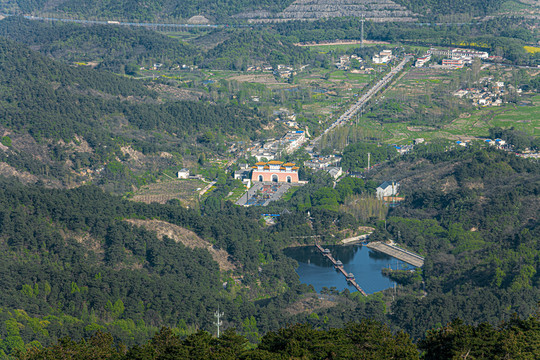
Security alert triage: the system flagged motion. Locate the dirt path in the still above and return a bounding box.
[295,40,390,47]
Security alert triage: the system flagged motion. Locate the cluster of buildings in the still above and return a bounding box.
[372,50,393,64]
[304,154,343,179]
[250,130,307,161]
[273,109,300,128]
[484,138,507,147]
[391,144,414,155]
[453,138,508,149]
[426,47,490,69]
[453,79,512,107]
[412,47,492,69]
[245,64,308,79]
[334,54,363,70]
[428,47,489,61]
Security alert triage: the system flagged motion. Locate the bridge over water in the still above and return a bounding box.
[315,244,367,296]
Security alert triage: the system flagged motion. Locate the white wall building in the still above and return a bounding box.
[177,169,190,179]
[376,181,399,199]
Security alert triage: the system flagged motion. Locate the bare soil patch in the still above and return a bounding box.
[284,293,339,316]
[126,219,236,272]
[228,74,280,85]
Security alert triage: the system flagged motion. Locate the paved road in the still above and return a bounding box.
[199,181,216,196]
[312,56,412,146]
[1,13,245,29]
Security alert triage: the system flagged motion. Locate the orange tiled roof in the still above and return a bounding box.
[292,166,300,170]
[255,162,266,166]
[267,160,284,165]
[283,162,295,167]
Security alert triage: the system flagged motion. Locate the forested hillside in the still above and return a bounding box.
[0,18,315,71]
[203,30,314,69]
[16,313,540,359]
[0,17,197,72]
[274,17,538,64]
[1,0,296,21]
[0,145,538,356]
[0,0,514,21]
[0,36,267,189]
[372,145,540,337]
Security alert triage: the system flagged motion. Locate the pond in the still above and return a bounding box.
[284,245,415,294]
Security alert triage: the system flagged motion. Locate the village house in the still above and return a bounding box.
[376,181,399,199]
[415,54,431,67]
[177,168,190,179]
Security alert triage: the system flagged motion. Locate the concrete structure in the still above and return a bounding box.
[376,181,399,199]
[327,167,343,179]
[366,241,424,267]
[304,155,341,170]
[177,168,190,179]
[251,161,300,183]
[442,58,464,69]
[373,50,393,64]
[234,169,252,180]
[428,47,489,60]
[415,54,431,67]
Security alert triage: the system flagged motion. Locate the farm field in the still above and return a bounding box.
[345,65,540,144]
[130,178,205,208]
[350,94,540,144]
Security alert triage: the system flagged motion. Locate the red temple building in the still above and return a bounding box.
[251,160,299,183]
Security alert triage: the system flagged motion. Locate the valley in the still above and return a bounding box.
[0,4,537,358]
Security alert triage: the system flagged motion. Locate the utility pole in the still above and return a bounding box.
[214,306,224,338]
[367,152,371,171]
[361,14,365,48]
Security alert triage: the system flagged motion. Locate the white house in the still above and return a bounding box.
[376,181,399,199]
[177,168,190,179]
[327,167,343,179]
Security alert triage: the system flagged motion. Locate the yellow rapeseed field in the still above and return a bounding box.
[524,46,540,54]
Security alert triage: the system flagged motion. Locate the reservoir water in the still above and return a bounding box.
[284,245,415,294]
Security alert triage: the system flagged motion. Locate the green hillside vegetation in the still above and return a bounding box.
[0,145,538,356]
[3,0,295,21]
[0,36,268,189]
[0,19,316,72]
[275,17,539,65]
[203,30,314,70]
[371,145,540,337]
[0,17,198,73]
[16,313,540,359]
[1,0,522,21]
